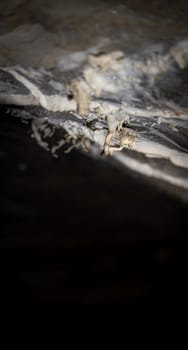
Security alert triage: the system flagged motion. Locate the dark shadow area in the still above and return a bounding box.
[0,112,187,313]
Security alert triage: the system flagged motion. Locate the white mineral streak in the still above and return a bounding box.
[119,106,188,121]
[1,38,188,189]
[133,139,188,169]
[51,115,188,171]
[90,101,188,120]
[3,68,77,112]
[0,93,38,106]
[115,152,188,190]
[3,39,188,119]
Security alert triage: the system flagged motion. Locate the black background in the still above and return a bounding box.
[0,112,187,313]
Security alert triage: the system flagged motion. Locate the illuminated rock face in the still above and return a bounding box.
[1,0,188,197]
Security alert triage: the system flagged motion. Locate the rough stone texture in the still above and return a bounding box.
[1,0,188,197]
[0,0,188,312]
